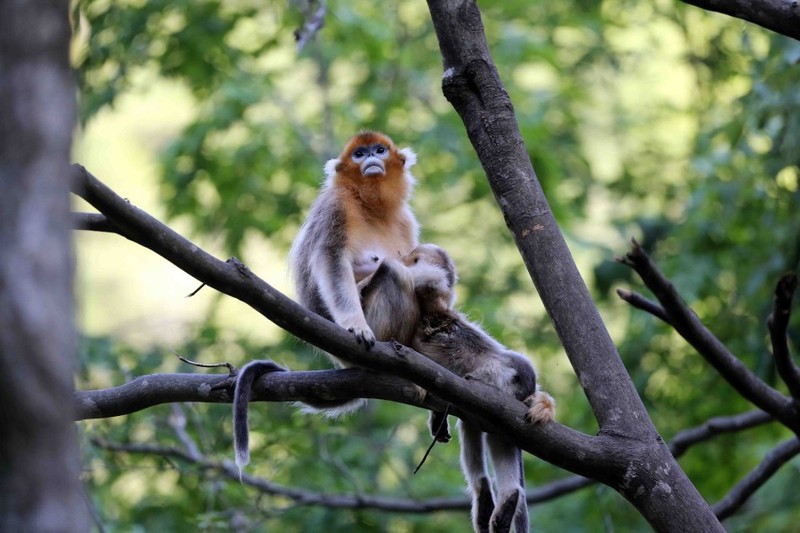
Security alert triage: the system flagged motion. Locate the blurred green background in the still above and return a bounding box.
[71,0,800,531]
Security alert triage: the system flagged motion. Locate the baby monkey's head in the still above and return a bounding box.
[402,244,458,310]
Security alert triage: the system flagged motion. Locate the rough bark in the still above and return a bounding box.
[0,1,87,531]
[424,1,724,530]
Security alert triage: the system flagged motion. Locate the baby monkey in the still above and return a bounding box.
[403,244,555,533]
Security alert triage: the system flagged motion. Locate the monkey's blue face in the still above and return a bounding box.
[351,143,390,177]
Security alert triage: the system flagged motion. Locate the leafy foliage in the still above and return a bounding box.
[73,0,799,530]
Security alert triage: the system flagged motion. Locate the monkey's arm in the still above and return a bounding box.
[311,246,376,347]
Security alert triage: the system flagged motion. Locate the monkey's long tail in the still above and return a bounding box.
[233,360,287,479]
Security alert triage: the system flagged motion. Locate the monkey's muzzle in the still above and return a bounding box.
[362,157,385,176]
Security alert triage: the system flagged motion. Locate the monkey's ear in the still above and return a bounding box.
[399,147,417,169]
[324,158,340,181]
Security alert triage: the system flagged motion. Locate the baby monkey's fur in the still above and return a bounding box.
[402,244,555,533]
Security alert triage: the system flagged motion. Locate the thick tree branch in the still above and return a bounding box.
[679,0,800,42]
[424,3,723,530]
[75,369,444,420]
[70,165,614,482]
[712,437,800,520]
[83,373,775,517]
[768,273,800,400]
[425,0,653,442]
[620,240,799,433]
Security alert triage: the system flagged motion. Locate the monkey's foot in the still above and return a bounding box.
[474,476,495,533]
[524,389,556,424]
[490,488,521,533]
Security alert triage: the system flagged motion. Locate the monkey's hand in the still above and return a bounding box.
[339,316,376,348]
[523,389,556,424]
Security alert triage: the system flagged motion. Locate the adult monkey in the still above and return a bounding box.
[290,130,420,353]
[234,132,422,470]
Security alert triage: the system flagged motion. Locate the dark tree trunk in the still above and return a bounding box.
[424,1,724,530]
[0,2,87,531]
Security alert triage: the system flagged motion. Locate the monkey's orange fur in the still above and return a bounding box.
[290,131,419,352]
[334,132,415,257]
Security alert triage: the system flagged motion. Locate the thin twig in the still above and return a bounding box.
[295,0,327,53]
[713,438,800,520]
[669,409,773,457]
[414,404,451,474]
[171,348,235,375]
[186,283,206,297]
[169,404,202,461]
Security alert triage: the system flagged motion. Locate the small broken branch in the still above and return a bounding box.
[72,212,116,233]
[616,288,671,324]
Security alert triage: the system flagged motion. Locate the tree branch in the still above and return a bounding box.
[75,369,445,420]
[294,0,327,53]
[768,273,800,400]
[425,0,653,442]
[619,240,799,433]
[712,437,800,520]
[424,3,724,529]
[669,410,773,457]
[70,164,613,482]
[84,378,775,518]
[678,0,800,42]
[91,435,594,512]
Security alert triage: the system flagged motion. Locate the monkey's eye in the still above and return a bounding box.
[373,144,389,159]
[353,149,366,159]
[414,257,420,264]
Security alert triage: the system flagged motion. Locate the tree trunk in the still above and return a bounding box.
[425,1,724,530]
[0,2,87,531]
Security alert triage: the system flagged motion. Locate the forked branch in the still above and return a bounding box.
[618,239,799,433]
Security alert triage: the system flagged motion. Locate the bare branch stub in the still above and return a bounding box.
[768,273,800,400]
[72,212,116,233]
[615,288,671,324]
